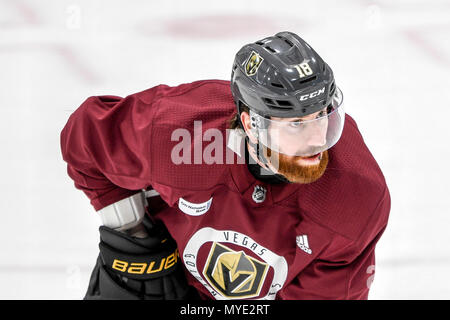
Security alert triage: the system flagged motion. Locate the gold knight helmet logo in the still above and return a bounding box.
[203,242,268,299]
[245,51,264,76]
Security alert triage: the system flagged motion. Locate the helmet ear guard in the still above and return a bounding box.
[245,118,259,145]
[249,110,260,137]
[235,101,259,143]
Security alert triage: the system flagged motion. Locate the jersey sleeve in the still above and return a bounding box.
[60,88,159,211]
[282,187,390,300]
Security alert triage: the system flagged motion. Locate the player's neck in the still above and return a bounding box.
[246,141,270,171]
[245,141,289,184]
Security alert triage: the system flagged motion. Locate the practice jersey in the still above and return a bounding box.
[60,80,390,300]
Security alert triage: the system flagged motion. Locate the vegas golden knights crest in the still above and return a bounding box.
[245,51,264,76]
[203,242,268,299]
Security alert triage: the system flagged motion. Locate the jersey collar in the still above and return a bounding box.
[227,129,300,205]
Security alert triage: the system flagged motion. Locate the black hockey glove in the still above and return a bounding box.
[84,216,199,300]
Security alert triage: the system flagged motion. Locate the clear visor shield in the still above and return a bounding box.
[251,87,345,157]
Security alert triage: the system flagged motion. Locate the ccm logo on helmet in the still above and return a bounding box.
[299,87,325,101]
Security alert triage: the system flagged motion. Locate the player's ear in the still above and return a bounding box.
[240,111,258,144]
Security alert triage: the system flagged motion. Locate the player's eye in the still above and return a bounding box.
[316,110,326,118]
[289,121,302,128]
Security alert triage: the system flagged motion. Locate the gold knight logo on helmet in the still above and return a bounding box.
[245,51,264,76]
[203,242,268,299]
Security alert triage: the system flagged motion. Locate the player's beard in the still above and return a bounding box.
[265,147,329,184]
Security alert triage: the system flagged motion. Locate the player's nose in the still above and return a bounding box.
[304,121,327,147]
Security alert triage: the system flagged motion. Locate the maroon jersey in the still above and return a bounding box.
[61,80,390,300]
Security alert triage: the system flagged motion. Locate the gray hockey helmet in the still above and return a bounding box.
[231,31,336,119]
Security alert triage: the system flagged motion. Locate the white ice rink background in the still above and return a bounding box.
[1,0,449,299]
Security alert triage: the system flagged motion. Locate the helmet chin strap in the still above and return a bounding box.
[247,137,270,167]
[239,109,290,183]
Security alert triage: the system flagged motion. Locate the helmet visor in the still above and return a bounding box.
[251,87,345,157]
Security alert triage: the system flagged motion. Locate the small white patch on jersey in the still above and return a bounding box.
[178,197,213,216]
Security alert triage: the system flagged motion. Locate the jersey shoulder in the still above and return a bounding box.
[147,80,238,191]
[299,114,390,242]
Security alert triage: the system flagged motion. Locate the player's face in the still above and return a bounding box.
[265,108,329,183]
[269,107,328,160]
[250,86,344,160]
[241,109,330,184]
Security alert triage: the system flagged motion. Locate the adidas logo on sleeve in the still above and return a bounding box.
[296,235,312,254]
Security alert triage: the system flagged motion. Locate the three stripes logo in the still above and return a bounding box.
[296,235,312,255]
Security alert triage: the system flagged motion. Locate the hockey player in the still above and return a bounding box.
[61,31,390,300]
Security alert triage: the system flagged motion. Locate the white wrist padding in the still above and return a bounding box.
[98,191,147,231]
